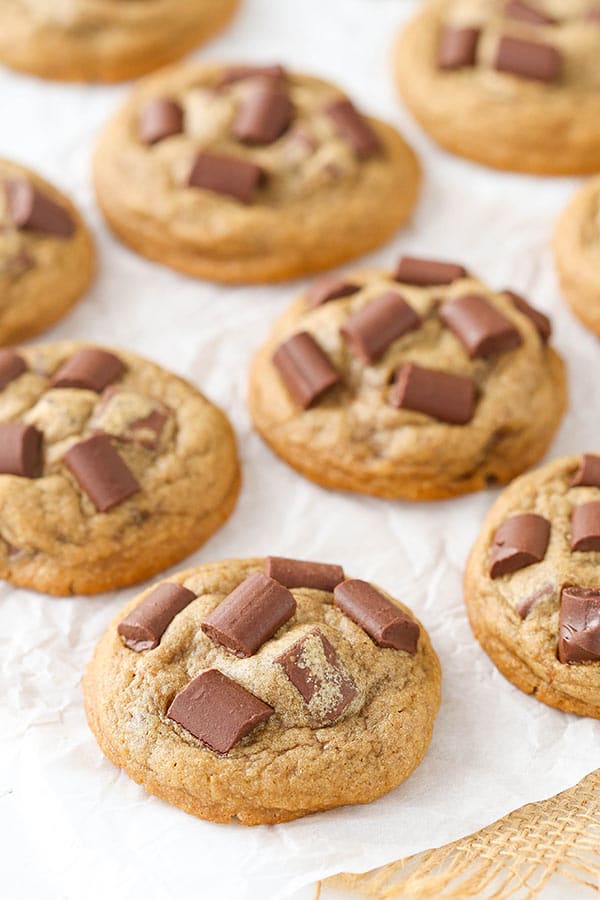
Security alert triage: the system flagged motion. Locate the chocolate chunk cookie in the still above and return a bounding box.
[465,454,600,718]
[0,342,239,595]
[249,258,566,500]
[395,1,600,174]
[93,63,421,283]
[83,557,441,824]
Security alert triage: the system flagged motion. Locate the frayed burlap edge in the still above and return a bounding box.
[317,769,599,898]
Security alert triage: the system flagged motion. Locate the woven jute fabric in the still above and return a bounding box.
[318,769,600,898]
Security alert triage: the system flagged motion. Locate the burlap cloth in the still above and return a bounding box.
[318,769,599,898]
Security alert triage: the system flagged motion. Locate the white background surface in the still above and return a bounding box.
[0,1,599,898]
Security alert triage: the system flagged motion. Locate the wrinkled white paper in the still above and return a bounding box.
[1,1,599,897]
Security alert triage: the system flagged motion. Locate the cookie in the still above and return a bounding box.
[394,1,600,174]
[249,257,566,500]
[0,0,239,83]
[553,175,600,335]
[93,63,421,283]
[0,342,239,595]
[83,556,441,824]
[0,160,95,345]
[465,454,600,718]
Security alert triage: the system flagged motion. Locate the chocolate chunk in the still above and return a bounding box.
[0,349,27,390]
[306,275,360,308]
[504,0,556,24]
[232,81,292,145]
[167,669,273,754]
[64,434,140,512]
[5,178,75,238]
[0,423,43,477]
[557,587,600,664]
[517,581,554,619]
[118,582,197,651]
[440,294,522,358]
[571,454,600,488]
[273,331,341,409]
[276,629,357,723]
[51,348,126,393]
[264,557,344,592]
[489,514,550,578]
[504,290,551,343]
[340,292,421,364]
[571,502,600,552]
[138,98,184,145]
[325,99,382,159]
[494,35,560,83]
[126,409,169,450]
[187,152,264,204]
[438,27,480,69]
[394,255,467,287]
[586,8,600,23]
[202,572,296,657]
[334,580,420,653]
[391,363,475,425]
[218,65,286,87]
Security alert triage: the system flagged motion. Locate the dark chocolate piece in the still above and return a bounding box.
[504,289,551,343]
[489,514,550,578]
[138,98,184,145]
[504,0,556,24]
[118,582,197,651]
[187,152,264,204]
[440,294,522,358]
[218,65,286,87]
[232,81,292,145]
[264,556,344,592]
[333,579,420,653]
[202,572,296,657]
[494,35,560,83]
[572,454,600,488]
[167,669,273,754]
[64,434,140,512]
[340,292,421,363]
[5,178,75,238]
[0,350,27,390]
[571,502,600,552]
[273,331,341,409]
[438,27,480,69]
[557,587,600,664]
[51,348,126,393]
[391,363,475,425]
[325,99,381,159]
[0,423,43,478]
[306,275,360,308]
[517,581,554,620]
[394,255,467,287]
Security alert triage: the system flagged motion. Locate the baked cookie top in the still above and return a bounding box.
[84,557,441,825]
[249,257,566,499]
[0,342,239,595]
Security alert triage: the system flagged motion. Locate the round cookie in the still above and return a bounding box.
[249,257,566,500]
[93,63,421,283]
[0,342,239,595]
[394,1,600,175]
[0,160,95,345]
[464,454,600,718]
[0,0,239,83]
[83,556,441,824]
[553,175,600,335]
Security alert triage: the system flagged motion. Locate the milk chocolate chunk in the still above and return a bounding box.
[51,348,126,393]
[187,152,264,204]
[504,1,556,25]
[504,290,551,343]
[138,98,184,145]
[394,255,467,287]
[440,294,522,358]
[341,292,421,364]
[494,35,560,83]
[572,454,600,488]
[202,572,296,658]
[391,363,475,425]
[306,275,360,308]
[264,557,344,592]
[127,408,169,450]
[218,65,286,87]
[334,580,420,653]
[232,81,292,145]
[325,99,382,159]
[118,582,196,651]
[273,332,341,409]
[571,502,600,552]
[276,629,357,723]
[489,514,550,578]
[5,178,75,238]
[0,350,26,390]
[64,434,140,512]
[0,423,43,477]
[167,669,273,754]
[557,587,600,664]
[438,27,480,69]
